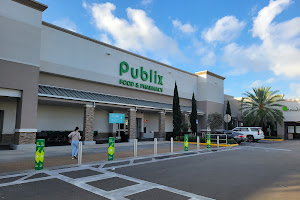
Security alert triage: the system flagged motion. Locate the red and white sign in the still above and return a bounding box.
[144,119,148,123]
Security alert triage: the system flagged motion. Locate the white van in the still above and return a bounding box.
[232,127,264,142]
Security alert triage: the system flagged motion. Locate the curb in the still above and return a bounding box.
[261,139,284,141]
[174,141,239,147]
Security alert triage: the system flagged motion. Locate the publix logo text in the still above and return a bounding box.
[119,61,163,93]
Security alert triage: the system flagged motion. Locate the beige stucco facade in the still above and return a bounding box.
[0,0,229,149]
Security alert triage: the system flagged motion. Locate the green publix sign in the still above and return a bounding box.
[119,61,163,93]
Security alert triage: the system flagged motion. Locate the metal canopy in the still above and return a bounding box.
[38,85,204,114]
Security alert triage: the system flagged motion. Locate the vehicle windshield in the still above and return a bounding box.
[250,128,261,131]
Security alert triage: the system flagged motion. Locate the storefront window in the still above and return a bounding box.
[288,126,295,133]
[296,126,300,133]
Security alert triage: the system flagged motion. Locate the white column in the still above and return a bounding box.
[133,139,137,157]
[154,138,157,155]
[170,137,173,153]
[78,142,83,165]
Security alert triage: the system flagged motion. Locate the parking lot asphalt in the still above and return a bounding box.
[0,140,300,200]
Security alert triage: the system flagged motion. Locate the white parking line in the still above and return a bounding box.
[241,146,292,152]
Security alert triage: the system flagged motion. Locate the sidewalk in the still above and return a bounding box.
[0,141,215,174]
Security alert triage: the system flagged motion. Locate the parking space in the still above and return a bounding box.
[0,141,299,200]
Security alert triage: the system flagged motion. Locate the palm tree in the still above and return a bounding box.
[241,87,284,130]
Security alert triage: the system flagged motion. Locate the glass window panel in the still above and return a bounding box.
[288,126,295,133]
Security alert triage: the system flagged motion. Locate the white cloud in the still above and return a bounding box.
[202,16,246,43]
[84,2,182,60]
[53,18,78,32]
[192,39,216,66]
[266,78,275,83]
[200,51,216,67]
[141,0,152,6]
[286,83,300,98]
[248,78,276,88]
[224,0,300,77]
[172,19,197,34]
[249,80,264,88]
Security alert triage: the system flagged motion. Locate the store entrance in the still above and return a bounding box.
[286,122,300,139]
[117,122,128,142]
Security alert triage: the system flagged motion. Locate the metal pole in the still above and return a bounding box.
[170,137,173,153]
[217,136,219,148]
[154,138,157,155]
[197,136,200,150]
[134,139,137,157]
[226,134,228,145]
[78,141,82,165]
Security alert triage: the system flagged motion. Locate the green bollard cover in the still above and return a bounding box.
[184,134,188,151]
[207,134,211,148]
[35,139,45,170]
[108,137,115,161]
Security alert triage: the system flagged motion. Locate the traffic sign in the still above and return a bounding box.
[224,114,231,123]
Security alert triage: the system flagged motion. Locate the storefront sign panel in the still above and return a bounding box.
[109,113,125,123]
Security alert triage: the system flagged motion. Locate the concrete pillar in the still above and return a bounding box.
[128,108,136,142]
[83,105,95,145]
[158,111,166,140]
[12,88,39,150]
[277,122,285,139]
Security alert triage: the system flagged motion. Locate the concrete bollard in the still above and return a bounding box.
[78,141,83,165]
[154,138,157,155]
[170,137,173,153]
[197,136,200,150]
[134,139,137,157]
[217,136,219,148]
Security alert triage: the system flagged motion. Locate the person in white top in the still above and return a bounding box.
[68,127,82,159]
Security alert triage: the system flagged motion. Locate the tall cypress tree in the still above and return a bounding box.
[173,82,182,136]
[190,93,197,134]
[226,100,233,130]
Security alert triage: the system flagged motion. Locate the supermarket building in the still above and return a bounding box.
[0,0,227,149]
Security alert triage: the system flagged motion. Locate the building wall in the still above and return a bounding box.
[0,0,42,66]
[197,74,224,104]
[281,100,300,121]
[37,104,84,131]
[0,99,17,134]
[94,109,110,133]
[40,24,199,100]
[165,114,173,132]
[143,113,159,133]
[0,0,43,136]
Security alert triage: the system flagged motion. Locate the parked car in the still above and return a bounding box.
[211,130,247,144]
[224,130,247,144]
[232,127,264,142]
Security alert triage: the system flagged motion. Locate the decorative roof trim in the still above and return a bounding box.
[195,70,226,80]
[12,0,48,12]
[38,85,205,115]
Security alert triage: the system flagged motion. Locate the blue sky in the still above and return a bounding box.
[39,0,300,98]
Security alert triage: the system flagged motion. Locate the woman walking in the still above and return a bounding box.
[68,127,81,159]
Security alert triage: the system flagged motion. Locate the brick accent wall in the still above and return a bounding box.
[14,132,36,144]
[158,111,166,139]
[83,106,94,141]
[128,108,136,140]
